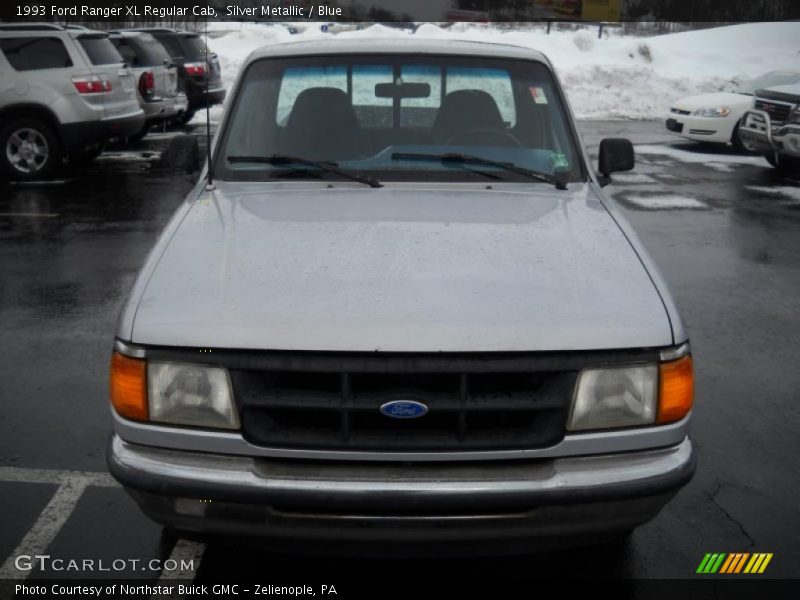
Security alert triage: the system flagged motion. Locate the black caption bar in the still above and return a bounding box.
[2,0,800,23]
[3,579,800,599]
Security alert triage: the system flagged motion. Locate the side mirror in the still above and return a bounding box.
[598,138,635,185]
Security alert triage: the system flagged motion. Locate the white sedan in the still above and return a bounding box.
[666,71,800,150]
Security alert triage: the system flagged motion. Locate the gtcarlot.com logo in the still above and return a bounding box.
[696,552,773,574]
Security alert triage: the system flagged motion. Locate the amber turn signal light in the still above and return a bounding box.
[110,352,148,421]
[658,355,693,424]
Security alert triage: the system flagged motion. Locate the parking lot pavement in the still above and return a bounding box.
[0,121,798,581]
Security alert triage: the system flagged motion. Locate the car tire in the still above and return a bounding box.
[766,153,800,174]
[0,118,62,181]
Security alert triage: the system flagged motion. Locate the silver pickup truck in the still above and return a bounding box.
[108,38,695,552]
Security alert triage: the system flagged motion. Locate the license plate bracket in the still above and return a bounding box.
[666,118,683,133]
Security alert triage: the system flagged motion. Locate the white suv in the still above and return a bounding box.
[0,23,144,180]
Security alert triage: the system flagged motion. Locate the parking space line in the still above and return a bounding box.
[158,539,206,582]
[0,475,93,579]
[0,466,118,487]
[0,467,118,579]
[0,467,204,587]
[151,539,206,599]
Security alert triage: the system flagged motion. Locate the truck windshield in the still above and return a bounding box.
[217,54,583,184]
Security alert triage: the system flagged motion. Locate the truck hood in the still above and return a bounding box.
[129,182,672,352]
[755,84,800,103]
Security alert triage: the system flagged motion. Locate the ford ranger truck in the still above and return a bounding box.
[108,39,695,553]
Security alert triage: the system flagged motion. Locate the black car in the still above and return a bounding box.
[121,28,225,124]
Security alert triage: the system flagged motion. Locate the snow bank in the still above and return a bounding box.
[196,21,800,122]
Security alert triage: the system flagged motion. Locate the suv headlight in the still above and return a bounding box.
[110,352,240,430]
[148,362,239,429]
[567,355,693,431]
[693,107,731,117]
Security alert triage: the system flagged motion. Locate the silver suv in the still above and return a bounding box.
[109,31,188,140]
[108,39,695,552]
[0,24,144,180]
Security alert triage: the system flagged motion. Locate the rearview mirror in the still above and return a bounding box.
[598,138,635,183]
[375,82,431,99]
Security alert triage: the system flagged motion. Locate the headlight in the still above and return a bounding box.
[568,365,657,431]
[567,355,693,432]
[148,361,239,429]
[692,106,731,117]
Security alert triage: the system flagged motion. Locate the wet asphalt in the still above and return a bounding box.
[0,121,798,582]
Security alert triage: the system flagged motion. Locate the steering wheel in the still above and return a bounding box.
[445,128,523,148]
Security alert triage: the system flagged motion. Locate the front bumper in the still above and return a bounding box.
[108,434,695,550]
[665,114,732,144]
[60,110,145,152]
[185,86,226,111]
[776,125,800,157]
[141,93,189,124]
[739,109,789,154]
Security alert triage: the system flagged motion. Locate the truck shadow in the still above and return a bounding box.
[195,537,636,580]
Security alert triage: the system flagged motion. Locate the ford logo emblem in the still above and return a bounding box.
[380,400,428,419]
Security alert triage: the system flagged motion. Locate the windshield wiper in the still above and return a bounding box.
[391,152,567,190]
[227,154,382,188]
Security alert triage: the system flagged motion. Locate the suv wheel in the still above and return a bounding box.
[1,118,62,181]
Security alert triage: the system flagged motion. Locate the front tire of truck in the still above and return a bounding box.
[766,153,800,174]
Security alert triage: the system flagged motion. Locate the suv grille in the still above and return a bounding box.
[755,99,792,124]
[231,363,576,452]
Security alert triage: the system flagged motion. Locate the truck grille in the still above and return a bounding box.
[755,99,792,124]
[231,362,576,452]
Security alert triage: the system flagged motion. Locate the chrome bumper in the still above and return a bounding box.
[774,125,800,158]
[141,94,189,122]
[739,109,780,153]
[108,434,695,547]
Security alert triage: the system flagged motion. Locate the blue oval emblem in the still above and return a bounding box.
[380,400,428,419]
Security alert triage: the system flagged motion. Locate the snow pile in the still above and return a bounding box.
[197,21,800,122]
[207,25,292,86]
